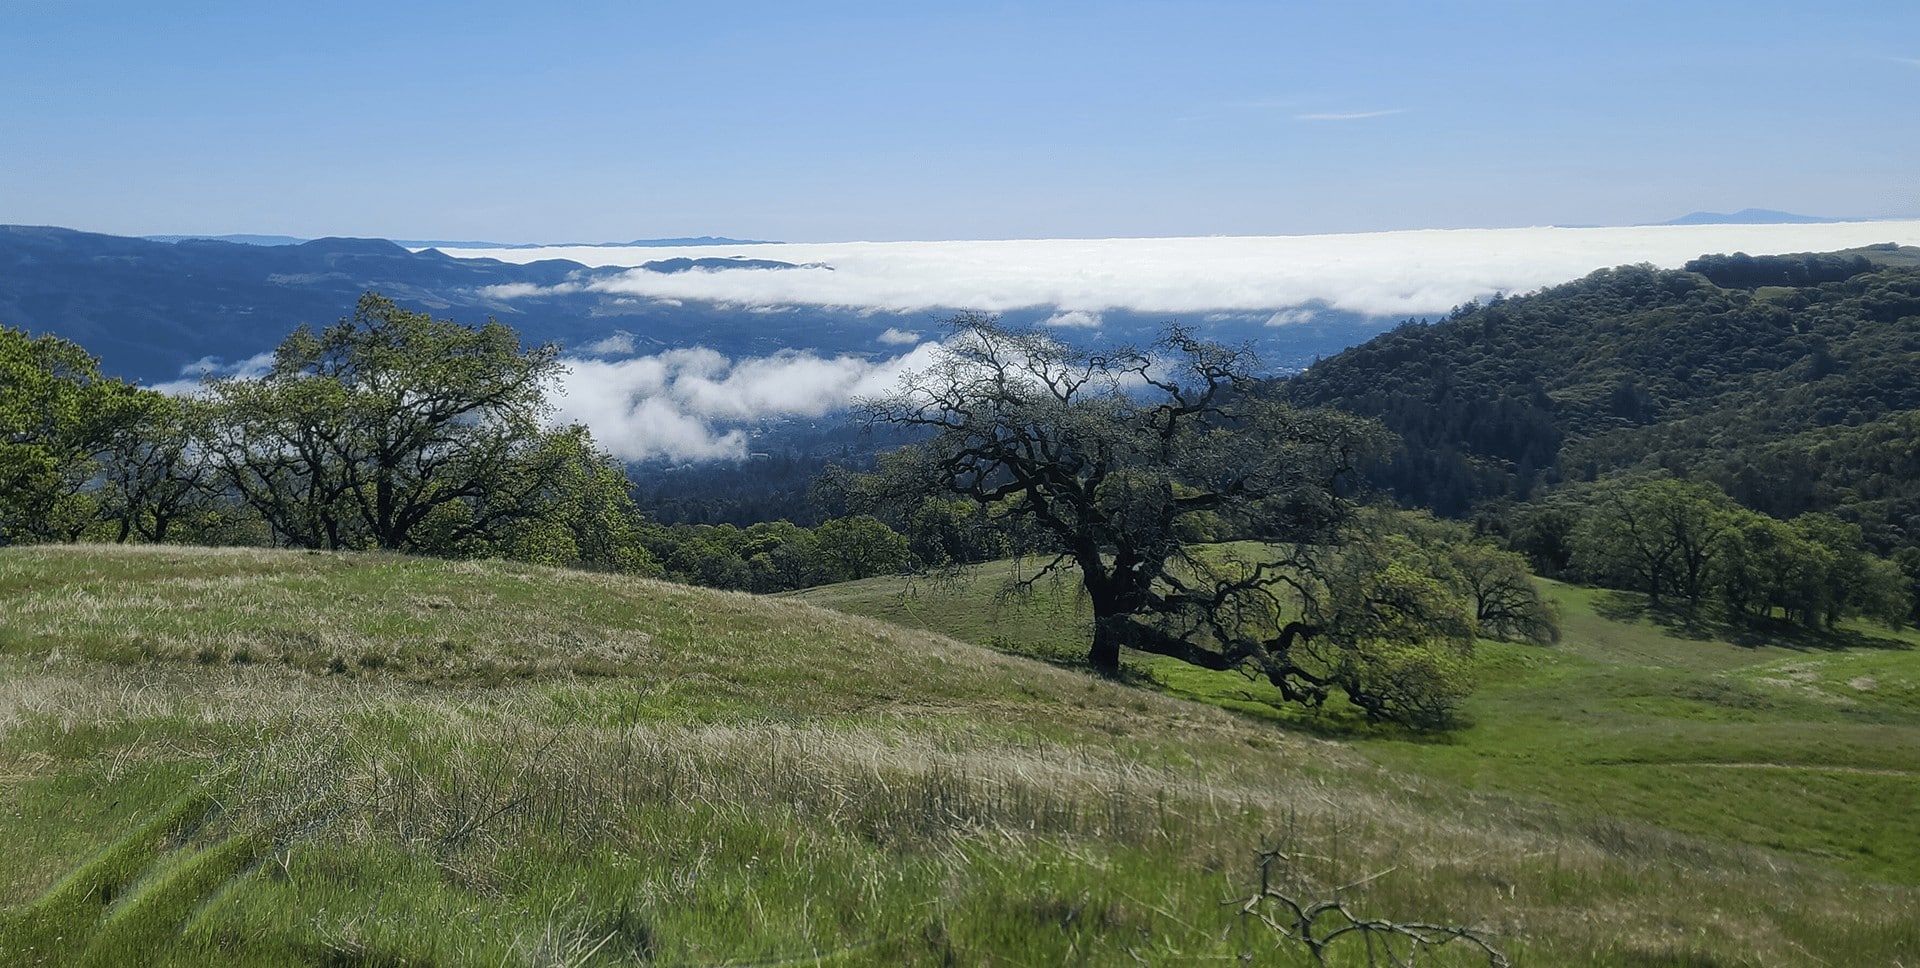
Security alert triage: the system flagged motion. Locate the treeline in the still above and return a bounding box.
[640,496,1025,592]
[1283,247,1920,564]
[1504,475,1913,628]
[0,295,967,595]
[5,295,644,567]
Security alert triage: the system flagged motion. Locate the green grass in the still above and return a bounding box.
[792,563,1920,886]
[1,545,1917,965]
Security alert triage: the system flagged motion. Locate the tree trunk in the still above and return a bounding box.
[1088,615,1126,675]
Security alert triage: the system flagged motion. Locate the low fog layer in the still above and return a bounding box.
[438,222,1920,318]
[168,224,1918,464]
[439,222,1920,461]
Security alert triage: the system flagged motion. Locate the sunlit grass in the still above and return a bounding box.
[2,545,1916,965]
[796,562,1920,885]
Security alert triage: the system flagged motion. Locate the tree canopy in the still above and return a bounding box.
[199,293,588,553]
[1,327,150,543]
[1282,252,1920,561]
[852,315,1494,727]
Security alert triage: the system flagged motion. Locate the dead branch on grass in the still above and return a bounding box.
[1231,847,1510,967]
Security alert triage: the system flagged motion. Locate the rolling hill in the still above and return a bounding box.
[1281,245,1920,554]
[0,545,1915,965]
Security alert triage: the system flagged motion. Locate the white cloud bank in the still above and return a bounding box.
[433,221,1920,321]
[553,343,943,462]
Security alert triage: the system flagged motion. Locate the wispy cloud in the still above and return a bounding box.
[877,327,922,345]
[1229,96,1306,110]
[1265,309,1317,327]
[1040,310,1103,329]
[1293,108,1405,121]
[149,351,276,395]
[579,331,637,356]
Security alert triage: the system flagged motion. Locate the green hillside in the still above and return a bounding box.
[4,545,1915,965]
[1282,246,1920,554]
[794,560,1920,934]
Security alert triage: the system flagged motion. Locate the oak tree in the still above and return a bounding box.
[855,315,1476,727]
[199,293,621,560]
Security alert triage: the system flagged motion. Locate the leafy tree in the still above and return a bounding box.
[650,523,754,590]
[1506,501,1580,578]
[1,326,146,542]
[1789,512,1907,628]
[740,520,825,592]
[1358,508,1558,645]
[814,514,910,582]
[1573,477,1733,607]
[96,393,213,543]
[198,293,626,559]
[854,316,1475,726]
[1895,547,1920,625]
[1446,541,1559,644]
[415,425,659,574]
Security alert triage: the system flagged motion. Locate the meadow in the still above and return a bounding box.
[1,545,1915,965]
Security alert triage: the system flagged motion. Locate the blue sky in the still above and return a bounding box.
[3,0,1915,242]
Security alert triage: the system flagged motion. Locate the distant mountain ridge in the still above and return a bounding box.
[0,226,848,384]
[142,233,308,246]
[2,225,1379,393]
[140,233,780,249]
[407,236,780,249]
[1657,208,1843,225]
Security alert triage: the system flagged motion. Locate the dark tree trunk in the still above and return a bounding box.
[1088,614,1127,675]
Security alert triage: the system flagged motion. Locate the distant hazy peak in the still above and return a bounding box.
[1658,209,1840,226]
[138,234,781,249]
[394,236,781,249]
[144,233,308,246]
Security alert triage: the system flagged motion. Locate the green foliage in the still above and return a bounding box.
[1378,509,1560,644]
[93,394,214,544]
[0,327,147,542]
[1309,552,1479,729]
[187,293,649,573]
[1571,477,1736,607]
[201,293,566,551]
[1283,252,1920,566]
[639,514,914,593]
[814,513,911,581]
[1538,475,1909,630]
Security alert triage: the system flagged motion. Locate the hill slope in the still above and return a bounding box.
[1281,246,1920,552]
[792,560,1920,882]
[2,546,1914,965]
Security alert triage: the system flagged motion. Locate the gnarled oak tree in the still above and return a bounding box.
[855,315,1477,727]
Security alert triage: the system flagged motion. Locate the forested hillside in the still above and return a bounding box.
[1283,245,1920,555]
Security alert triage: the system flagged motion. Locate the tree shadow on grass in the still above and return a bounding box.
[1591,591,1719,640]
[1723,619,1913,653]
[1125,659,1430,741]
[1591,589,1911,652]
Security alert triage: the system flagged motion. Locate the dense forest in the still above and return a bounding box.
[1282,246,1920,558]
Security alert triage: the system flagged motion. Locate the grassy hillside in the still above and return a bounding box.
[1,546,1916,965]
[793,562,1920,902]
